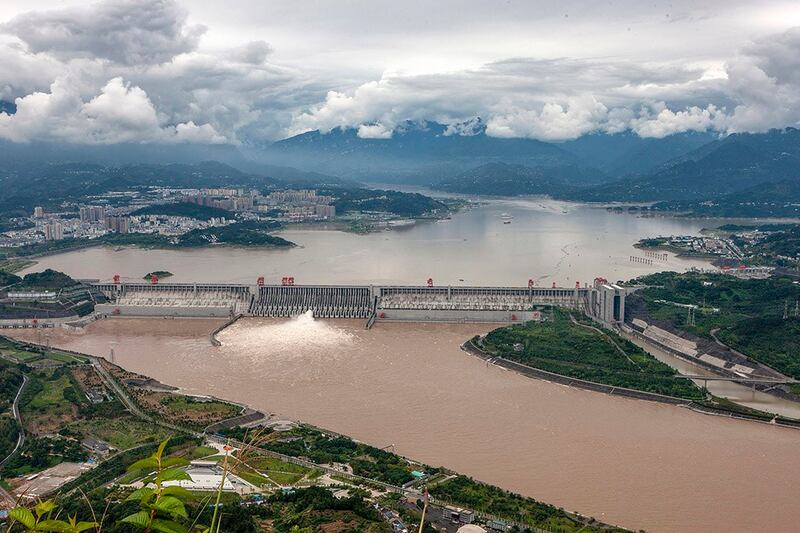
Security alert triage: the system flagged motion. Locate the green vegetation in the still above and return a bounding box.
[51,482,390,533]
[132,202,234,221]
[175,220,292,248]
[4,221,292,261]
[0,257,35,275]
[0,343,191,480]
[69,417,172,450]
[20,367,81,424]
[143,271,173,280]
[0,357,24,461]
[631,272,800,380]
[249,425,419,486]
[17,269,79,290]
[0,269,23,287]
[243,455,309,486]
[431,476,624,532]
[157,396,240,429]
[330,188,448,217]
[0,416,20,462]
[711,223,800,268]
[2,436,88,477]
[481,309,703,399]
[189,445,218,459]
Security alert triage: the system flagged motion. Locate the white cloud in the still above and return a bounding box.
[486,98,610,141]
[631,103,725,138]
[229,41,273,65]
[1,1,800,144]
[0,76,225,144]
[357,123,393,139]
[1,0,206,65]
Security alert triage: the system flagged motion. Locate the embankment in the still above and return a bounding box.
[210,313,242,346]
[461,338,800,429]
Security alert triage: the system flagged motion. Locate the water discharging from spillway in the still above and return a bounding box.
[216,310,354,359]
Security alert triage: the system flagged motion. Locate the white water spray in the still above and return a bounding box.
[217,310,354,358]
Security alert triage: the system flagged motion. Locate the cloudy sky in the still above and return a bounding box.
[1,0,799,144]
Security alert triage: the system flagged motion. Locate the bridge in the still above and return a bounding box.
[91,278,627,325]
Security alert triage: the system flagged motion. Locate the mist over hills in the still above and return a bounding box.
[436,162,587,197]
[1,121,798,217]
[567,128,800,202]
[558,130,717,177]
[266,120,586,184]
[0,161,281,215]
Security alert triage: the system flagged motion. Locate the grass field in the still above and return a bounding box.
[159,395,239,419]
[234,465,272,487]
[21,370,76,426]
[190,445,219,459]
[244,455,309,486]
[69,416,172,450]
[0,338,87,365]
[0,258,35,274]
[46,351,88,364]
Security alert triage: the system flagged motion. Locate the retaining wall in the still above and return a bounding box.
[95,303,235,318]
[376,309,536,323]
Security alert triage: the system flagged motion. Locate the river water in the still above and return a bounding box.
[21,198,712,285]
[10,316,800,533]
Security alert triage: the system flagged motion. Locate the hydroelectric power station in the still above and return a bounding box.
[91,276,626,326]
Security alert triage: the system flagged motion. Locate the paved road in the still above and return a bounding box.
[0,374,29,509]
[1,374,28,468]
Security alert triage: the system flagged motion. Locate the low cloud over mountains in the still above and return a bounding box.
[0,0,799,144]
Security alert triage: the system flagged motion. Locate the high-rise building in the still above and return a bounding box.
[44,220,63,241]
[315,204,336,219]
[80,205,106,223]
[106,215,130,234]
[33,206,44,218]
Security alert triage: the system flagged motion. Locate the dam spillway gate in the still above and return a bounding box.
[92,281,625,325]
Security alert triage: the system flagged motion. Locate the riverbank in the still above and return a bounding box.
[0,330,623,532]
[7,316,800,532]
[462,336,800,429]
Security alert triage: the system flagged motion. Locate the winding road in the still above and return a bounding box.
[0,374,28,508]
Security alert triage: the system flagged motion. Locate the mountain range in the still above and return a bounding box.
[1,119,799,217]
[264,120,598,184]
[268,122,800,214]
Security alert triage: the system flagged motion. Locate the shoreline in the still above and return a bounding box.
[0,329,624,532]
[461,338,800,430]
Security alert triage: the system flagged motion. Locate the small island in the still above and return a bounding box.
[143,270,173,280]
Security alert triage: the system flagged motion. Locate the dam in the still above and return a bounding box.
[90,278,626,325]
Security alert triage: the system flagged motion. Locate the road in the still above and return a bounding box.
[0,374,28,509]
[1,374,28,467]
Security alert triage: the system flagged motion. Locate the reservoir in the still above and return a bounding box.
[21,197,712,285]
[11,316,800,533]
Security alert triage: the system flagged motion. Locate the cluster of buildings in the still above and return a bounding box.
[26,206,132,242]
[182,188,336,222]
[0,186,340,248]
[665,235,743,258]
[255,189,336,221]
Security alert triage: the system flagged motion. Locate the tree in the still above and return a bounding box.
[121,438,196,533]
[7,500,97,532]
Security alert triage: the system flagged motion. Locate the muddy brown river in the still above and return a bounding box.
[11,316,800,533]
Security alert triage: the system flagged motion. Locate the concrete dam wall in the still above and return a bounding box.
[250,285,374,318]
[92,281,625,325]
